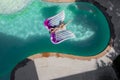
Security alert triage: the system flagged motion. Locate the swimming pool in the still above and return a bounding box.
[0,0,110,77]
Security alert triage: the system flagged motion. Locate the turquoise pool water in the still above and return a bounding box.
[0,0,110,77]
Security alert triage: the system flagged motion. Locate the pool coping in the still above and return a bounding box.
[28,43,112,61]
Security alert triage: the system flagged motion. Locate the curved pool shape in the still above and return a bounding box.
[0,0,110,77]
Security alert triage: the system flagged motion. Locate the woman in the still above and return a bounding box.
[49,21,66,34]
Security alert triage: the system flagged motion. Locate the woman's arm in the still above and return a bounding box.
[65,20,72,26]
[50,28,59,33]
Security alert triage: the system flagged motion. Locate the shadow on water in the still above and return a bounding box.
[0,33,25,78]
[67,4,82,25]
[0,32,51,78]
[0,31,77,78]
[0,33,28,77]
[67,3,93,25]
[41,6,60,18]
[67,3,99,32]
